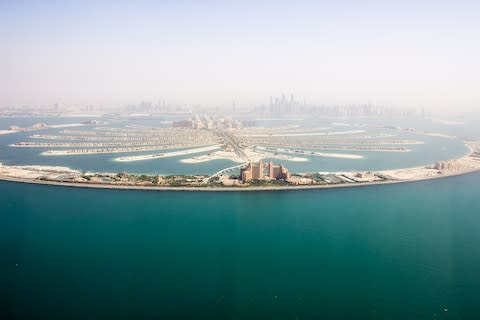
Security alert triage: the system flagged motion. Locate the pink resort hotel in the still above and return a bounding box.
[240,161,290,182]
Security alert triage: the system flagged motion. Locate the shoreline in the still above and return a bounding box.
[114,145,222,162]
[1,141,478,192]
[0,168,479,192]
[1,162,479,192]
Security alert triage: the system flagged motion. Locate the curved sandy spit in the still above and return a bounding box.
[256,146,363,159]
[1,143,478,192]
[1,167,480,192]
[114,145,222,162]
[241,130,365,137]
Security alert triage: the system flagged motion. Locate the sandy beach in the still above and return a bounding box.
[49,123,85,128]
[180,151,245,164]
[180,148,310,164]
[1,165,479,192]
[1,141,479,192]
[0,130,16,135]
[255,146,363,159]
[114,145,223,162]
[241,129,366,137]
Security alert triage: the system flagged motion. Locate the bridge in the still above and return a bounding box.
[202,162,248,184]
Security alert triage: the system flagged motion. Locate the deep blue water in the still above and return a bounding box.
[2,173,480,319]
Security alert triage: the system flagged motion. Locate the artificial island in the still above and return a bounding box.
[1,110,480,191]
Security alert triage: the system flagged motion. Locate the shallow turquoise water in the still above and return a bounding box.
[0,116,470,175]
[0,117,236,175]
[2,174,480,319]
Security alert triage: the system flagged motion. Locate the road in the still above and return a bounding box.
[220,130,248,161]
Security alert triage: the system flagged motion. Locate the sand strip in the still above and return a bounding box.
[114,145,222,162]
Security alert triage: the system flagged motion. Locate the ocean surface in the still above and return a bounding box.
[2,173,480,319]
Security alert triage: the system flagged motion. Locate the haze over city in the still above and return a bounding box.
[4,1,480,319]
[1,0,480,111]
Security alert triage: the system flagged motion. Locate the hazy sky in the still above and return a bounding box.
[1,0,479,110]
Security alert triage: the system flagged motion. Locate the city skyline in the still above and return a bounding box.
[1,0,480,111]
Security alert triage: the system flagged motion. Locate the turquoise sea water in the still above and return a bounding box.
[0,116,471,175]
[2,174,480,319]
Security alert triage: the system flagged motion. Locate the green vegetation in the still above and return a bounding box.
[302,173,328,184]
[45,169,384,189]
[248,179,289,187]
